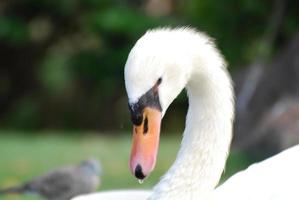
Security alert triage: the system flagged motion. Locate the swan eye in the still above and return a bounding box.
[153,77,162,94]
[157,77,162,85]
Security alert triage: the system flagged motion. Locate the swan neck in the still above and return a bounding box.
[151,48,234,199]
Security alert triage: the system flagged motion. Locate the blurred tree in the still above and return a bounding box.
[0,0,298,131]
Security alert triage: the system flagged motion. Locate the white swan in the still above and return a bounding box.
[73,27,299,200]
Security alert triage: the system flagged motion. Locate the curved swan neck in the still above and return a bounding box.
[150,39,235,200]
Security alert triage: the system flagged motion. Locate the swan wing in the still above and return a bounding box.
[71,190,151,200]
[214,145,299,200]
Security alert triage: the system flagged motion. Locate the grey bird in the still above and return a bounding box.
[0,159,101,200]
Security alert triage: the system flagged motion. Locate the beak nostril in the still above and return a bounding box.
[143,116,148,134]
[135,164,146,180]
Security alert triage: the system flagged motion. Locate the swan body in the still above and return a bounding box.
[213,144,299,200]
[73,190,151,200]
[72,27,299,200]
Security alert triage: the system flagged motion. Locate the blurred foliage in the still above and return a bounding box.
[0,0,298,131]
[0,132,255,200]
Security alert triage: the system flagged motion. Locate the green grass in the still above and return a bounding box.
[0,131,254,200]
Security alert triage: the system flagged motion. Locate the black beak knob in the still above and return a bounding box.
[134,164,146,180]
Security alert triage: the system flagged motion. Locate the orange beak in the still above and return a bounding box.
[129,107,162,180]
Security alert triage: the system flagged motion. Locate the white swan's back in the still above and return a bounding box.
[214,145,299,200]
[73,190,151,200]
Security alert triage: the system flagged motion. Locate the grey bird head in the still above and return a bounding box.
[79,158,102,176]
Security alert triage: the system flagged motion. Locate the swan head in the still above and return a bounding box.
[125,28,192,180]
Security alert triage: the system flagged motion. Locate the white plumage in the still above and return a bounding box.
[73,27,299,200]
[73,190,151,200]
[214,145,299,200]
